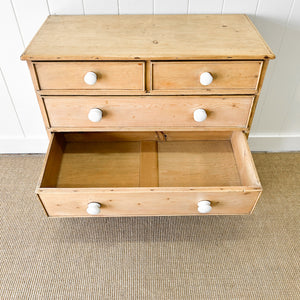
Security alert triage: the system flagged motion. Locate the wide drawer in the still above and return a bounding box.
[151,61,263,94]
[34,62,145,91]
[43,96,254,129]
[37,131,262,217]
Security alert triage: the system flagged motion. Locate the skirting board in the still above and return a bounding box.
[0,137,49,154]
[248,134,300,152]
[0,135,299,153]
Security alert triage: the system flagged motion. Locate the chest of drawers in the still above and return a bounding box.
[21,15,274,217]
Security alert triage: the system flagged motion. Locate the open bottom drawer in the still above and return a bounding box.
[37,131,262,217]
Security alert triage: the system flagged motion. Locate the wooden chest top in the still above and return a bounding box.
[21,14,274,61]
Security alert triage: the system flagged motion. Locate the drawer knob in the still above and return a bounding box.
[84,71,97,85]
[88,108,103,122]
[200,72,213,86]
[198,200,212,214]
[87,202,101,215]
[193,108,207,122]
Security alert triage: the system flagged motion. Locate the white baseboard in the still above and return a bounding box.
[0,137,49,154]
[0,135,299,154]
[249,134,300,152]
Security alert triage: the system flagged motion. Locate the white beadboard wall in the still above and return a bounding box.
[0,0,299,153]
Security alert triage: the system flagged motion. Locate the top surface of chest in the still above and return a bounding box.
[21,14,274,61]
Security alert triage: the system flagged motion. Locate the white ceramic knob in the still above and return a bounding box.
[197,200,212,214]
[84,72,97,85]
[200,72,213,86]
[193,108,207,122]
[87,202,101,215]
[88,108,103,122]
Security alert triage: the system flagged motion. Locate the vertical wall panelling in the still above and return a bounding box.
[0,0,46,139]
[188,0,223,14]
[279,0,300,134]
[253,0,294,134]
[222,0,259,14]
[254,0,294,52]
[250,0,294,133]
[0,68,24,137]
[154,0,188,14]
[47,0,84,15]
[119,0,153,14]
[11,0,50,47]
[83,0,119,14]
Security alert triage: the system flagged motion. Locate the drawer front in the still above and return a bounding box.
[38,190,261,217]
[151,61,262,93]
[34,62,145,90]
[44,96,253,129]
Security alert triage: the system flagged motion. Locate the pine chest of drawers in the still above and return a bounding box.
[21,15,274,217]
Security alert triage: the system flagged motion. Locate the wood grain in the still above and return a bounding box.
[26,61,51,138]
[151,61,262,94]
[21,14,273,216]
[34,62,145,91]
[37,89,147,96]
[56,141,140,188]
[39,190,261,217]
[158,140,241,187]
[62,131,232,142]
[43,96,254,129]
[247,60,269,135]
[21,15,274,60]
[231,131,261,187]
[50,126,244,132]
[139,141,158,187]
[37,131,262,216]
[40,133,65,188]
[38,131,261,189]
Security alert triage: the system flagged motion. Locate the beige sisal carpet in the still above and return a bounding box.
[0,153,299,299]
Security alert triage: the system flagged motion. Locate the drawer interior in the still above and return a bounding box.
[40,131,261,189]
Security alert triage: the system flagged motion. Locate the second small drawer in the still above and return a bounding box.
[43,96,254,129]
[151,61,262,94]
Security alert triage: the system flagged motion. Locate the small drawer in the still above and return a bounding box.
[43,96,254,129]
[34,61,145,91]
[151,61,263,94]
[37,131,262,217]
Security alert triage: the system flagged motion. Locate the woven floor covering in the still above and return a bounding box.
[0,153,299,299]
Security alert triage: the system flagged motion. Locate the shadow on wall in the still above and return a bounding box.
[249,15,300,135]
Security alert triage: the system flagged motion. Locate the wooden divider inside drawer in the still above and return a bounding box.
[37,131,262,217]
